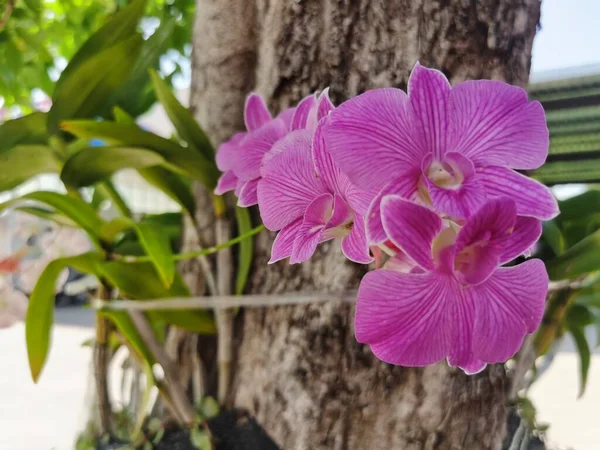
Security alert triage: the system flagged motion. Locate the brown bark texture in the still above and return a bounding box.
[189,1,542,449]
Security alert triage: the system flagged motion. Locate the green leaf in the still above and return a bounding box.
[138,166,196,217]
[150,69,214,159]
[97,261,189,299]
[541,219,566,256]
[558,190,600,222]
[101,310,156,365]
[61,121,219,188]
[54,0,147,95]
[61,146,166,187]
[134,222,176,287]
[49,35,144,133]
[0,112,47,152]
[190,429,212,450]
[26,252,102,382]
[234,207,253,295]
[100,216,135,243]
[0,191,105,242]
[546,229,600,280]
[198,396,220,420]
[569,326,591,398]
[112,106,135,125]
[113,18,176,118]
[0,145,61,192]
[566,304,594,328]
[96,180,133,218]
[15,206,78,227]
[147,310,216,334]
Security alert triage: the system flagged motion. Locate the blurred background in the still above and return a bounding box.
[1,0,600,449]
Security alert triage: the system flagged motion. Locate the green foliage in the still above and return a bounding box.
[48,35,143,133]
[190,428,212,450]
[235,207,253,295]
[0,0,195,111]
[150,69,214,158]
[0,112,47,150]
[135,221,176,287]
[61,146,166,188]
[0,145,61,191]
[138,166,196,217]
[26,252,103,381]
[569,325,591,398]
[62,120,219,188]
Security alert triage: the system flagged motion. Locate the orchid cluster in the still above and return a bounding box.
[217,63,558,374]
[0,213,90,329]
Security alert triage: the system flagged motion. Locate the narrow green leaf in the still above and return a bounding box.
[54,0,147,94]
[150,69,214,159]
[61,146,166,187]
[0,112,47,152]
[558,190,600,222]
[546,229,600,280]
[198,396,220,419]
[61,121,219,188]
[112,106,135,125]
[566,304,595,328]
[147,310,216,334]
[100,216,135,243]
[569,326,591,398]
[0,191,105,241]
[135,222,176,287]
[234,207,253,295]
[15,206,78,227]
[96,180,133,218]
[101,310,156,365]
[138,166,196,217]
[0,145,61,192]
[113,18,176,118]
[49,35,144,133]
[26,253,102,382]
[97,261,189,299]
[542,219,566,256]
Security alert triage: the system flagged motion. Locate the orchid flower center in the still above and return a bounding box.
[431,224,458,267]
[453,231,492,275]
[426,159,464,190]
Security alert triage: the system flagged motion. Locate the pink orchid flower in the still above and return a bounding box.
[215,91,327,207]
[323,62,559,244]
[257,92,375,264]
[354,197,547,374]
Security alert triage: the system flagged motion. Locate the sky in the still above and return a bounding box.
[531,0,600,76]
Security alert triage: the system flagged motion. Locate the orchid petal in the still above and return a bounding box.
[258,130,327,230]
[269,218,302,264]
[355,270,451,366]
[291,94,317,130]
[446,287,486,375]
[234,118,287,181]
[236,178,259,207]
[313,118,346,193]
[479,166,559,220]
[327,194,352,229]
[408,62,451,160]
[215,170,238,195]
[216,132,245,171]
[500,216,542,264]
[454,198,517,285]
[276,107,296,129]
[380,195,442,270]
[450,80,549,170]
[365,172,421,244]
[290,193,333,264]
[341,215,372,264]
[244,93,272,131]
[472,259,548,363]
[324,88,423,190]
[426,173,486,220]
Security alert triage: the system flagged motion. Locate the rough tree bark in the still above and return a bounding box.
[189,1,542,449]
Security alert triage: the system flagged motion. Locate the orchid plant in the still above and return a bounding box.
[1,2,599,447]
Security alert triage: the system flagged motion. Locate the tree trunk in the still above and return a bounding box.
[189,1,541,449]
